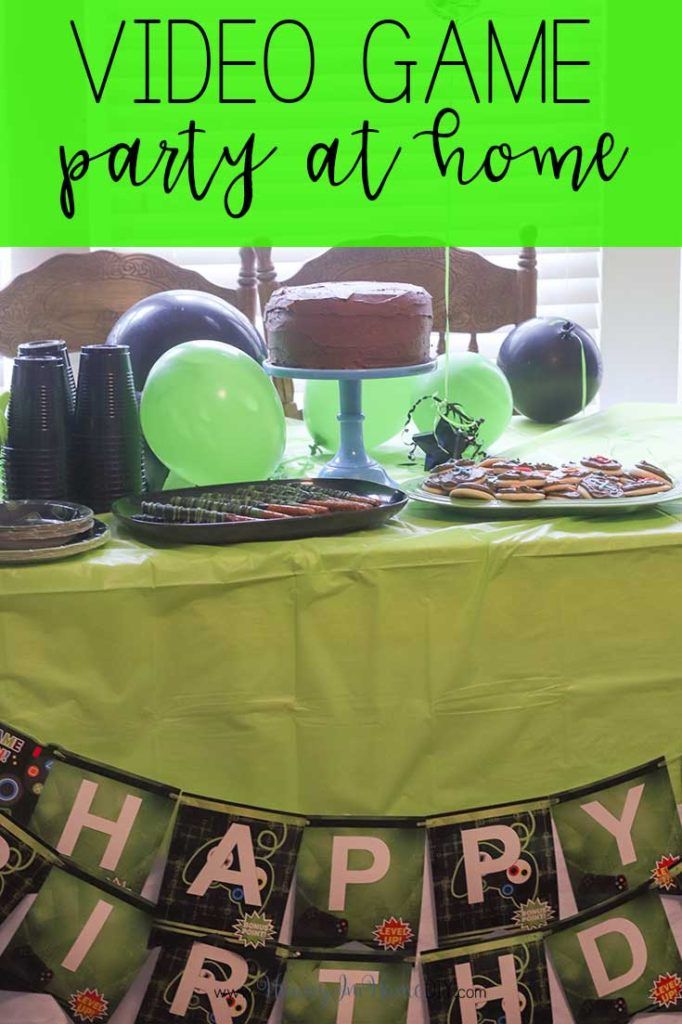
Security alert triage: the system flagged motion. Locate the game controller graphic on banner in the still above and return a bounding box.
[0,727,52,826]
[2,720,682,1024]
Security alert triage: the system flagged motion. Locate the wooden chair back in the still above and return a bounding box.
[0,248,259,356]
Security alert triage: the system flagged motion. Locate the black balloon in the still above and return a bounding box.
[497,317,603,424]
[106,289,266,391]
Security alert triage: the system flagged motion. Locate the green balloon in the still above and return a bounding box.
[304,375,418,452]
[412,352,513,447]
[0,390,9,445]
[141,340,286,485]
[163,469,195,491]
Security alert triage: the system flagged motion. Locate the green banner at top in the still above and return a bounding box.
[0,0,679,245]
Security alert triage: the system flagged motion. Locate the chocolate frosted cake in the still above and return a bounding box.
[264,281,433,370]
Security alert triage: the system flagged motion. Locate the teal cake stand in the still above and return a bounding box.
[264,360,436,488]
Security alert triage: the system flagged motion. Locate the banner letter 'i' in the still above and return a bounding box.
[61,900,113,971]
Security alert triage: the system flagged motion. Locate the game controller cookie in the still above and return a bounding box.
[430,458,478,474]
[581,455,623,474]
[449,482,495,501]
[493,469,548,489]
[578,473,625,499]
[494,486,546,502]
[546,488,583,499]
[556,464,590,483]
[543,479,580,495]
[423,465,487,494]
[480,458,522,472]
[632,461,673,484]
[621,478,671,496]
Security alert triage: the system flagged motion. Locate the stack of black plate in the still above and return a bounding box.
[72,345,145,513]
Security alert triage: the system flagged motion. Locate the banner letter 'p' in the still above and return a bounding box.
[319,968,380,1024]
[187,822,262,906]
[455,954,522,1024]
[577,918,648,996]
[461,825,522,904]
[329,837,390,911]
[171,942,249,1023]
[57,779,142,872]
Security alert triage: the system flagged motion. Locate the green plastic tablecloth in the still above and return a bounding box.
[2,402,682,817]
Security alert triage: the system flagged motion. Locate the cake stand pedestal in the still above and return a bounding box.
[264,360,436,488]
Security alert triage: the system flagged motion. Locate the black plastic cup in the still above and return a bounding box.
[6,357,70,451]
[71,441,145,512]
[17,340,77,417]
[2,444,70,501]
[75,345,138,437]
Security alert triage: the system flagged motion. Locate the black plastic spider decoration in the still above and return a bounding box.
[405,396,486,470]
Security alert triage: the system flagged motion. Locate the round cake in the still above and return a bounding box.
[264,281,433,370]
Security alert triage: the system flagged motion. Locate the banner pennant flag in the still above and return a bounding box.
[28,746,179,897]
[0,722,52,827]
[421,929,553,1024]
[547,865,682,1021]
[0,856,153,1022]
[0,813,57,928]
[552,757,682,912]
[157,794,306,945]
[282,948,413,1024]
[136,923,287,1023]
[293,816,424,952]
[427,799,559,945]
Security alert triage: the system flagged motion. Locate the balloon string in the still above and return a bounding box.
[579,332,587,415]
[444,245,451,404]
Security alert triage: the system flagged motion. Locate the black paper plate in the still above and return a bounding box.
[112,478,408,545]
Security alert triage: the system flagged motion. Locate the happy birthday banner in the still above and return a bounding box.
[2,720,682,1023]
[1,0,680,245]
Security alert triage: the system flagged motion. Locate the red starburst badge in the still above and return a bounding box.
[651,855,681,891]
[68,989,109,1022]
[373,916,414,951]
[650,972,682,1008]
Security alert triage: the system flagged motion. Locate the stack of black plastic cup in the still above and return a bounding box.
[17,340,77,418]
[2,357,71,500]
[72,345,145,512]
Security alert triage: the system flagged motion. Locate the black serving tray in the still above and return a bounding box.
[112,478,407,545]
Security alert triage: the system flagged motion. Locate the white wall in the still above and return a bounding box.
[600,248,682,405]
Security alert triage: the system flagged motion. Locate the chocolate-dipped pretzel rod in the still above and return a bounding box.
[197,492,324,517]
[140,502,257,523]
[166,495,288,520]
[218,485,379,511]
